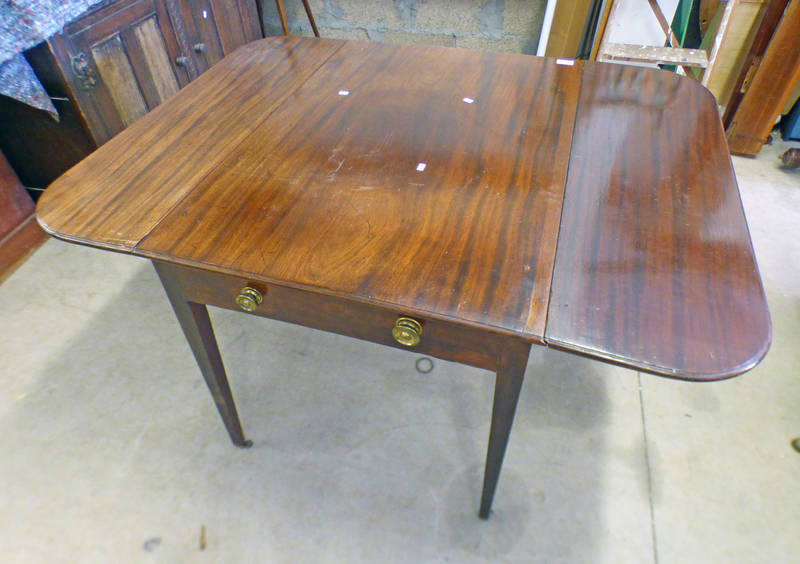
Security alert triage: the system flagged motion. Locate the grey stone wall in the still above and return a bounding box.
[259,0,546,54]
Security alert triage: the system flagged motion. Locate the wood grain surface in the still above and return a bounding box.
[0,216,47,284]
[137,40,580,339]
[37,37,343,250]
[37,38,770,379]
[546,63,771,379]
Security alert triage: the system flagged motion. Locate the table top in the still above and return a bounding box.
[36,37,770,381]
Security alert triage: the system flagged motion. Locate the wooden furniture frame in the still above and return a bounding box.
[0,0,262,189]
[725,0,800,155]
[722,0,791,130]
[37,38,771,519]
[0,151,46,282]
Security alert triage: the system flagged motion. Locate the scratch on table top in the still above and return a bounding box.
[327,158,345,181]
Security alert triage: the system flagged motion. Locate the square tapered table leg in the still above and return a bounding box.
[153,261,251,448]
[479,339,530,518]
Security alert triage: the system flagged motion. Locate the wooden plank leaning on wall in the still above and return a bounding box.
[545,0,594,57]
[726,0,800,156]
[703,0,772,112]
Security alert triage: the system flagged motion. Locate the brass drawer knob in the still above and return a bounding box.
[392,317,422,347]
[235,287,263,312]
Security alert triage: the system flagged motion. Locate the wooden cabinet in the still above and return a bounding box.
[0,0,262,188]
[52,0,190,144]
[172,0,264,74]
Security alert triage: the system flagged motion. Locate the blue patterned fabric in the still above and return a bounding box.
[0,0,104,118]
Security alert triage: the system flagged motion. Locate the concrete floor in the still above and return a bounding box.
[1,139,798,563]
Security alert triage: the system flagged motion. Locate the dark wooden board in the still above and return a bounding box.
[0,151,35,241]
[0,216,47,284]
[546,63,771,380]
[0,152,46,282]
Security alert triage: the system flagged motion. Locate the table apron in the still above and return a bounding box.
[156,261,515,372]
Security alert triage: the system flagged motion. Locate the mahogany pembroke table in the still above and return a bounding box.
[37,37,771,518]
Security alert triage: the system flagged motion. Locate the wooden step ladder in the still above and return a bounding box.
[592,0,737,85]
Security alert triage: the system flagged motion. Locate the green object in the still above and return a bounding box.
[672,0,694,45]
[663,0,695,72]
[688,2,723,79]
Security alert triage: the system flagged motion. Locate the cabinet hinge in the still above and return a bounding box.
[71,53,97,90]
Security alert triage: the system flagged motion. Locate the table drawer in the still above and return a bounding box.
[162,263,512,372]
